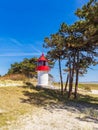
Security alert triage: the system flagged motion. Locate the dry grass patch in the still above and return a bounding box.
[0,82,98,128]
[0,86,37,127]
[79,83,98,90]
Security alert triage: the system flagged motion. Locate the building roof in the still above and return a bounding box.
[36,53,50,71]
[38,53,48,61]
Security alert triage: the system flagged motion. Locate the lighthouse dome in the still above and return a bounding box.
[38,53,48,61]
[36,53,50,71]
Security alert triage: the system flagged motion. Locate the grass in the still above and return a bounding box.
[53,82,98,91]
[0,86,36,127]
[79,83,98,90]
[0,82,98,128]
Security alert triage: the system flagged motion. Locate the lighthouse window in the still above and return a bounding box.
[43,61,46,66]
[43,61,48,66]
[45,62,48,66]
[38,61,43,66]
[38,61,48,66]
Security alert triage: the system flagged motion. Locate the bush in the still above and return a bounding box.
[0,74,27,81]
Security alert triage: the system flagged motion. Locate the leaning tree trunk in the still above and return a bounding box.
[74,51,79,99]
[68,56,72,98]
[58,57,63,95]
[68,52,76,99]
[64,73,69,92]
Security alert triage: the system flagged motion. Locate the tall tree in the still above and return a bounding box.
[44,33,65,95]
[43,0,98,99]
[60,19,97,98]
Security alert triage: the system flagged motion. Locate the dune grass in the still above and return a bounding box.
[0,82,98,127]
[0,86,37,127]
[79,83,98,90]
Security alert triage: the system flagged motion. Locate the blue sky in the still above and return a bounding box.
[0,0,98,82]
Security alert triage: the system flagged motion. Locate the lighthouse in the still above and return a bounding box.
[36,53,50,87]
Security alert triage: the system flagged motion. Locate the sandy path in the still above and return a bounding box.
[1,105,98,130]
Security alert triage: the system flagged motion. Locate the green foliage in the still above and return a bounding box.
[43,0,98,99]
[44,33,66,95]
[75,0,98,47]
[7,57,37,77]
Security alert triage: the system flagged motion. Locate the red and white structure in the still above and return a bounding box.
[36,53,50,87]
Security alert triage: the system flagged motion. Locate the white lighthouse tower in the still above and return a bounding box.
[36,53,50,87]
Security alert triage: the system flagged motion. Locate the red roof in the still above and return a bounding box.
[38,53,48,61]
[36,53,50,71]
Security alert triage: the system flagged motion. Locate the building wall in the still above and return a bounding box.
[37,71,48,86]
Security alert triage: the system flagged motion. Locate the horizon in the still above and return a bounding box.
[0,0,98,82]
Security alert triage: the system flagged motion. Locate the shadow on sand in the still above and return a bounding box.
[20,82,98,123]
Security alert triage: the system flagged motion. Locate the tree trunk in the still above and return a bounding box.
[68,69,74,98]
[58,57,63,95]
[64,73,69,91]
[68,51,76,99]
[74,51,79,99]
[68,56,72,98]
[74,69,79,99]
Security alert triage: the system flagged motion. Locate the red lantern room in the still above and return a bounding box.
[36,53,50,71]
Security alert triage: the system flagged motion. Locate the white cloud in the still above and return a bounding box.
[0,37,43,56]
[29,44,42,53]
[9,38,23,46]
[0,52,42,57]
